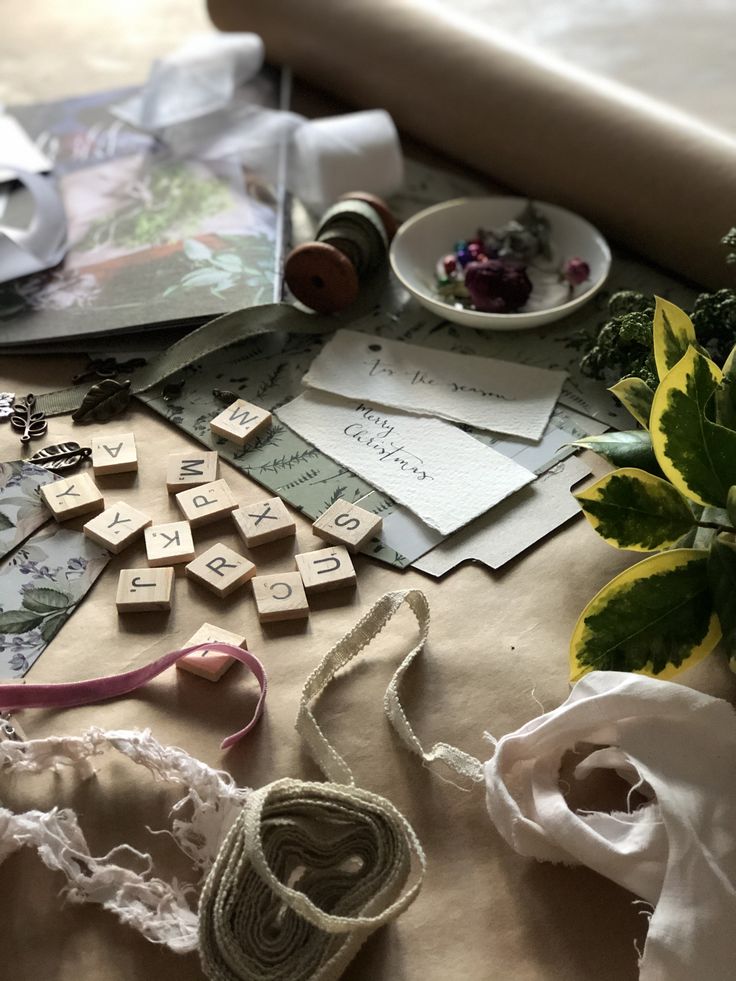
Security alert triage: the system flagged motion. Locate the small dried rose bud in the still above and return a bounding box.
[467,242,482,259]
[562,257,590,286]
[464,259,532,313]
[442,254,457,275]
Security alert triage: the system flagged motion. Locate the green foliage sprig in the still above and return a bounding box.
[571,296,736,682]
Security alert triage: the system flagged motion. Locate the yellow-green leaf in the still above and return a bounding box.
[570,549,720,682]
[653,295,696,381]
[572,430,662,476]
[575,467,695,551]
[716,344,736,429]
[650,346,736,506]
[608,377,655,429]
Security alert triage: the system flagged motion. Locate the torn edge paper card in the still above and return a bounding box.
[276,392,534,535]
[0,116,52,184]
[303,330,566,441]
[412,455,590,575]
[0,169,66,283]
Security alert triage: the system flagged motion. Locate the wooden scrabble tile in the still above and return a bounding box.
[175,478,238,528]
[294,546,356,594]
[90,432,138,475]
[41,472,104,521]
[116,567,174,612]
[312,499,382,552]
[209,398,272,447]
[166,451,219,492]
[145,521,195,566]
[177,622,246,682]
[185,542,256,597]
[252,572,309,622]
[83,500,152,554]
[232,496,296,547]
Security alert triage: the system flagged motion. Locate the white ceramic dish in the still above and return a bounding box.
[389,196,611,331]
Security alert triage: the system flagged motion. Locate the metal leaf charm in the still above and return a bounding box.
[72,378,132,423]
[10,394,48,443]
[29,441,92,475]
[213,388,238,404]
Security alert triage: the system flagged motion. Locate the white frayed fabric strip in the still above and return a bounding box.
[484,671,736,981]
[0,727,248,952]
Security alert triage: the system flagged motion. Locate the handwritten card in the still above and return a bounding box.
[277,392,534,534]
[302,330,566,441]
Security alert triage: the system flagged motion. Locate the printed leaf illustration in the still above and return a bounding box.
[0,609,45,633]
[72,378,132,423]
[572,430,662,476]
[653,296,697,380]
[708,535,736,660]
[21,586,70,614]
[608,377,655,429]
[575,468,696,551]
[183,238,213,262]
[0,513,15,532]
[570,549,719,681]
[650,346,736,506]
[40,613,67,644]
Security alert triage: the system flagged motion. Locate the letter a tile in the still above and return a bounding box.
[209,398,272,446]
[116,567,174,612]
[145,521,195,566]
[185,542,256,597]
[312,498,382,552]
[294,546,356,594]
[83,500,152,554]
[41,472,104,521]
[90,432,138,475]
[175,478,238,528]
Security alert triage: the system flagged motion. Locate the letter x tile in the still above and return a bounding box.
[232,496,296,547]
[145,521,195,566]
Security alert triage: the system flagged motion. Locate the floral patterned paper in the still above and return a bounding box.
[0,523,110,679]
[0,459,59,560]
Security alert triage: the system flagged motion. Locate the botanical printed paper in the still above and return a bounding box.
[0,459,58,560]
[0,524,110,678]
[303,329,566,440]
[277,392,534,534]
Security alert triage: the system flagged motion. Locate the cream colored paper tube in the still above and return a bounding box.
[208,0,736,288]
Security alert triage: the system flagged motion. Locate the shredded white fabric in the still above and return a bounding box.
[484,671,736,981]
[0,727,248,953]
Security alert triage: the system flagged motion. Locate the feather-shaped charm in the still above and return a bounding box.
[10,394,48,443]
[29,441,92,474]
[72,378,132,423]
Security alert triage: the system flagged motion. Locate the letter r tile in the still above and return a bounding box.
[185,542,256,597]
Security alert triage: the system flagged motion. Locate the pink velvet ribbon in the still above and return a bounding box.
[0,642,267,750]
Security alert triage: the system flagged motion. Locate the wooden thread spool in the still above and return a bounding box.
[285,192,397,314]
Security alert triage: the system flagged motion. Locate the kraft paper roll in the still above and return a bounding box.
[207,0,736,289]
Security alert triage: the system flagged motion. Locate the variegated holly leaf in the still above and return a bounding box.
[572,430,662,476]
[575,468,696,551]
[708,535,736,661]
[650,346,736,507]
[608,378,655,429]
[716,344,736,430]
[653,296,697,381]
[570,548,719,680]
